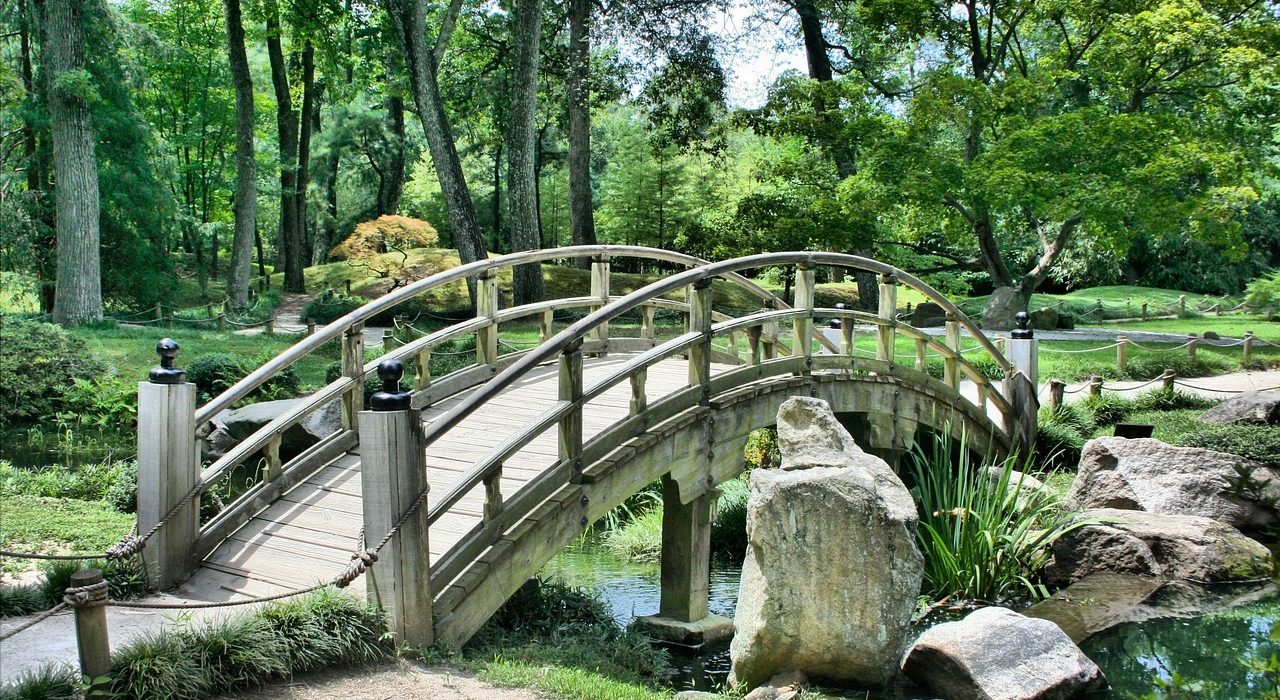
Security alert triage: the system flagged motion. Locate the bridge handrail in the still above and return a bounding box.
[416,252,1009,528]
[193,245,784,425]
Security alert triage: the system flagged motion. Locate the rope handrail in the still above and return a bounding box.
[1039,342,1122,354]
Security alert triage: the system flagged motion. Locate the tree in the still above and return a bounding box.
[223,0,256,309]
[44,0,103,324]
[566,0,596,267]
[264,0,305,293]
[330,214,438,288]
[508,0,546,305]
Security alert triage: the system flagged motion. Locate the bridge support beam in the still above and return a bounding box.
[359,361,432,648]
[635,475,734,647]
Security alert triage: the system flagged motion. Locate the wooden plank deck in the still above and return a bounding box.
[176,354,716,603]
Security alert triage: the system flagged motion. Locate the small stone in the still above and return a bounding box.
[911,302,947,328]
[1199,391,1280,425]
[1027,307,1059,330]
[767,670,808,690]
[902,607,1107,700]
[774,396,860,470]
[1204,330,1221,340]
[743,687,779,700]
[674,692,719,700]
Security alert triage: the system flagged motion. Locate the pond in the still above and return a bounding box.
[542,543,1280,698]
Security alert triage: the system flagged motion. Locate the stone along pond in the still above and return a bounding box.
[541,542,1279,698]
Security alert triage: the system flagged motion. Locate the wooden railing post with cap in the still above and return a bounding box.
[877,274,898,363]
[1161,369,1176,392]
[476,269,499,366]
[341,323,365,430]
[688,278,714,395]
[1244,331,1255,365]
[944,314,961,391]
[137,339,198,589]
[358,359,432,648]
[1004,311,1039,456]
[1117,335,1129,372]
[1187,333,1198,360]
[793,265,815,367]
[560,339,584,484]
[69,568,111,685]
[1088,375,1103,397]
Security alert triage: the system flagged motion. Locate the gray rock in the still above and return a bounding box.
[1199,391,1280,425]
[902,606,1107,700]
[982,466,1048,508]
[1027,307,1059,331]
[982,286,1028,331]
[1056,314,1075,330]
[730,398,923,689]
[203,426,239,459]
[911,302,947,328]
[1070,437,1280,531]
[673,692,720,700]
[1204,330,1221,340]
[222,397,343,457]
[1046,508,1271,586]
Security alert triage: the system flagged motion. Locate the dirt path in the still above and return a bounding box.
[221,661,545,700]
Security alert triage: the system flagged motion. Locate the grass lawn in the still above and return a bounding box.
[0,496,135,575]
[1102,314,1279,341]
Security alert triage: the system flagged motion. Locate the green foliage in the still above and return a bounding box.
[1036,404,1093,470]
[1247,269,1280,309]
[0,320,109,426]
[1,557,147,620]
[1084,393,1136,427]
[710,476,750,562]
[907,430,1082,602]
[0,584,47,617]
[187,353,300,404]
[0,666,79,700]
[1123,354,1232,381]
[0,496,136,575]
[743,427,780,470]
[1131,389,1219,413]
[1182,425,1280,470]
[0,459,136,506]
[601,508,663,562]
[301,290,364,325]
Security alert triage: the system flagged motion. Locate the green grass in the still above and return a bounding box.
[0,496,136,574]
[477,657,671,700]
[1106,314,1279,340]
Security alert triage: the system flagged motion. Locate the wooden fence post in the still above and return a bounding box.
[1049,379,1066,410]
[1088,375,1103,397]
[217,313,227,331]
[1187,333,1198,360]
[476,269,499,366]
[341,323,365,430]
[1117,335,1129,372]
[590,255,610,353]
[876,274,898,363]
[306,321,316,336]
[559,339,584,484]
[69,569,111,684]
[344,279,352,294]
[1161,369,1176,392]
[793,265,815,368]
[358,360,432,648]
[641,305,656,341]
[1179,295,1186,316]
[137,339,198,589]
[1004,312,1039,457]
[944,315,961,392]
[155,302,164,322]
[1244,331,1255,365]
[1141,302,1148,321]
[1095,299,1103,319]
[539,309,553,342]
[265,314,274,335]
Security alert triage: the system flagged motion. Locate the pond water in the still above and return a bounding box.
[542,543,1279,698]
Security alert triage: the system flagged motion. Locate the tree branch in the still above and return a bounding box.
[431,0,464,69]
[1024,213,1083,288]
[941,196,975,222]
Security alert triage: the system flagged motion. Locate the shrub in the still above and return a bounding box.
[1182,425,1280,469]
[601,508,663,562]
[743,428,779,470]
[1035,420,1086,471]
[0,319,109,425]
[301,289,363,325]
[1131,388,1219,413]
[1084,393,1135,426]
[188,353,300,404]
[0,666,79,700]
[1123,353,1232,380]
[0,584,47,617]
[907,429,1086,602]
[105,463,139,513]
[710,477,750,562]
[969,354,1007,381]
[0,459,135,505]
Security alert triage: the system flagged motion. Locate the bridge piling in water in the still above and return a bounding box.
[137,339,198,589]
[359,360,432,648]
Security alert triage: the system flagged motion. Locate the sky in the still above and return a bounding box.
[707,2,809,108]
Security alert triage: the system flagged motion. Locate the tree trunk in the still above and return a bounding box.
[255,225,268,288]
[386,0,485,306]
[20,0,56,314]
[266,1,305,293]
[296,44,317,266]
[792,0,876,312]
[224,0,256,309]
[567,0,596,268]
[314,104,337,265]
[45,0,103,324]
[506,0,545,305]
[378,93,406,215]
[491,144,502,252]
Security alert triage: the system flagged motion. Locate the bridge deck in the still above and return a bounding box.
[176,355,720,603]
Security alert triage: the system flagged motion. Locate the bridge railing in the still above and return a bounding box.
[409,253,1028,603]
[173,246,799,570]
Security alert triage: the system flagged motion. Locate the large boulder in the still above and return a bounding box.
[1027,307,1059,331]
[1070,437,1280,531]
[1199,391,1280,425]
[902,607,1107,700]
[911,302,947,328]
[729,397,923,689]
[1045,509,1271,586]
[222,397,343,457]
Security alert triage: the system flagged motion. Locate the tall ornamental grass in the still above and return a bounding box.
[907,430,1086,603]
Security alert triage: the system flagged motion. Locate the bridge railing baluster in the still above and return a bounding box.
[590,255,610,353]
[630,369,648,415]
[914,337,928,373]
[476,269,499,366]
[944,315,961,391]
[341,322,365,431]
[793,265,815,368]
[559,340,585,484]
[641,305,656,340]
[746,324,762,366]
[876,274,898,363]
[483,467,503,523]
[414,348,432,390]
[687,279,714,395]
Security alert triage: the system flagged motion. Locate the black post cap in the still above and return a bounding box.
[370,359,411,411]
[149,338,185,384]
[1011,311,1034,339]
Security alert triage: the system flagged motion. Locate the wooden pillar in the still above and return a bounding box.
[1141,302,1148,321]
[630,369,648,415]
[69,569,111,682]
[793,265,815,364]
[1161,369,1176,392]
[539,309,553,342]
[914,337,928,373]
[761,299,779,359]
[746,325,762,366]
[688,279,713,393]
[1117,335,1129,372]
[589,255,610,353]
[137,339,198,590]
[217,313,226,331]
[155,302,164,322]
[476,270,499,366]
[559,340,584,483]
[876,274,897,363]
[1048,379,1066,410]
[1187,333,1198,360]
[358,360,432,648]
[382,329,396,355]
[839,306,854,355]
[265,314,274,335]
[1179,295,1186,315]
[1244,331,1255,365]
[657,475,712,622]
[414,349,433,391]
[1088,375,1103,397]
[306,321,316,336]
[943,315,961,391]
[341,323,365,430]
[641,305,656,341]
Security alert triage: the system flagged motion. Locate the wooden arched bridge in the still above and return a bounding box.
[135,246,1038,650]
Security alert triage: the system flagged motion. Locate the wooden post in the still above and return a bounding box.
[1161,368,1176,392]
[217,313,226,331]
[943,315,961,391]
[1244,331,1255,365]
[792,265,815,364]
[1141,302,1148,321]
[165,314,173,330]
[1088,375,1103,397]
[1187,333,1198,360]
[155,302,164,322]
[206,303,215,319]
[476,270,499,366]
[137,340,198,590]
[1117,335,1129,372]
[1095,299,1103,319]
[630,369,648,415]
[483,467,503,524]
[414,349,432,391]
[641,305,656,341]
[341,323,365,430]
[358,360,432,648]
[344,279,352,294]
[1179,295,1186,315]
[745,325,762,366]
[559,341,584,484]
[839,307,854,355]
[69,569,111,683]
[306,321,316,336]
[688,279,713,392]
[914,337,927,373]
[1049,379,1066,410]
[539,309,553,342]
[876,274,898,363]
[657,475,712,622]
[382,329,396,355]
[589,256,610,352]
[1004,312,1038,456]
[265,314,275,335]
